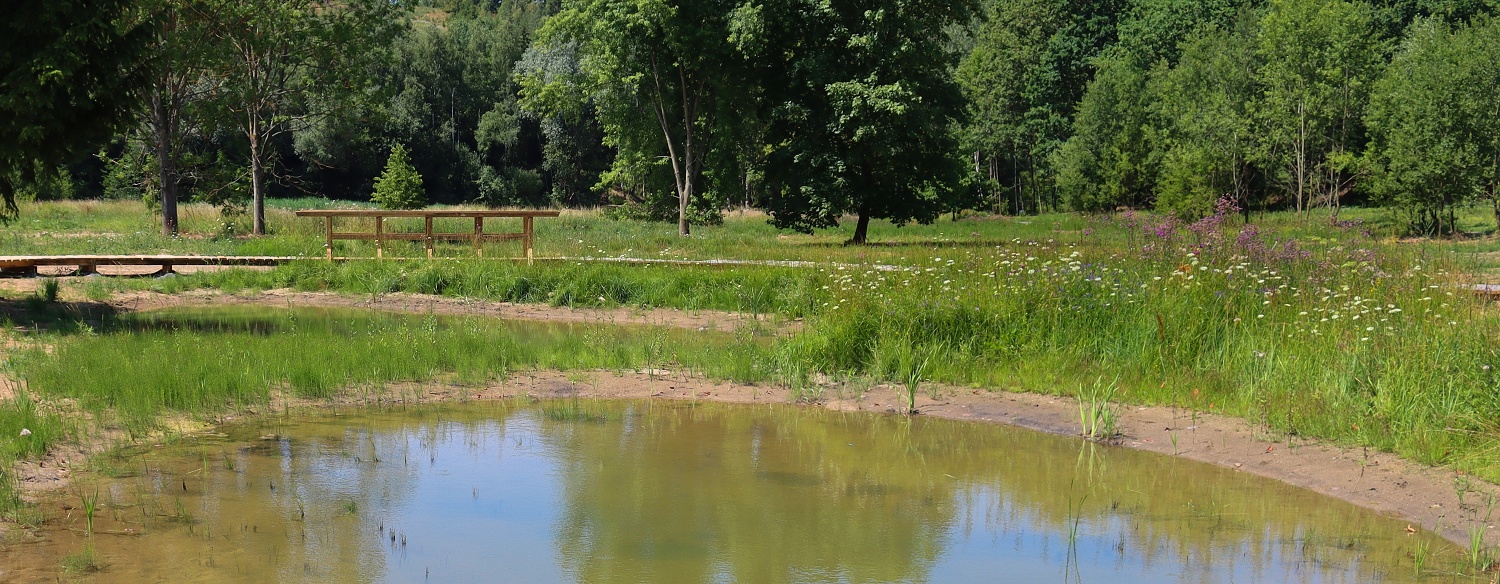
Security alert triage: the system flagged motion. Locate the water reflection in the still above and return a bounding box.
[0,400,1471,583]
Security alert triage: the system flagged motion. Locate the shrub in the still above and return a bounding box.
[371,144,426,210]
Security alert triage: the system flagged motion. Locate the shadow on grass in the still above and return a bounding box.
[0,297,119,335]
[783,239,1023,249]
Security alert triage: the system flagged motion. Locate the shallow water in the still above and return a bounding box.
[2,400,1473,583]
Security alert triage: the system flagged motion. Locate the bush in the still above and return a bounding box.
[371,144,426,210]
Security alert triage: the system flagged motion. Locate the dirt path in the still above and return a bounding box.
[0,286,1492,549]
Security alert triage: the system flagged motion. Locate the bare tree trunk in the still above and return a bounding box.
[648,54,695,237]
[151,95,179,237]
[248,109,266,235]
[1295,101,1307,217]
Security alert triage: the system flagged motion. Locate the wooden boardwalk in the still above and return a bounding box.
[0,255,295,277]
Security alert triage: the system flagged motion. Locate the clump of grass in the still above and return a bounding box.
[78,487,100,535]
[1078,377,1119,443]
[1412,536,1432,576]
[40,278,59,303]
[61,544,104,574]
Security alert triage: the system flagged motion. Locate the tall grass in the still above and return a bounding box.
[10,307,779,435]
[786,203,1500,479]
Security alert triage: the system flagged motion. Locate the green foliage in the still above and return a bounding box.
[1254,0,1384,214]
[1149,19,1260,218]
[1054,55,1158,212]
[525,0,750,235]
[754,0,975,243]
[1365,16,1500,234]
[958,0,1123,215]
[202,0,404,233]
[371,145,426,210]
[0,0,153,220]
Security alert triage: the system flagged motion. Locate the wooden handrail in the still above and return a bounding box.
[294,209,559,260]
[294,210,560,218]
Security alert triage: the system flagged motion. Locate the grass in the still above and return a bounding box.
[61,544,103,575]
[6,306,780,436]
[1077,377,1119,442]
[4,197,1500,491]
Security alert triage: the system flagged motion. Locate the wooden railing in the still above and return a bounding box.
[294,209,560,260]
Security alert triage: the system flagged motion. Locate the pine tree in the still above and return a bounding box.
[371,144,426,210]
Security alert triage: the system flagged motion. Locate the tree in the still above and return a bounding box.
[525,0,747,236]
[1254,0,1382,216]
[1053,54,1157,211]
[1149,20,1260,219]
[202,0,401,234]
[957,0,1122,215]
[514,40,614,206]
[0,0,154,220]
[137,0,223,236]
[751,0,974,244]
[372,144,426,210]
[1053,0,1253,213]
[1365,16,1500,234]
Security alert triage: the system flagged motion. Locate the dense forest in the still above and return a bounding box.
[4,0,1500,239]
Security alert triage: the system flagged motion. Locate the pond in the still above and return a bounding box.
[0,399,1470,583]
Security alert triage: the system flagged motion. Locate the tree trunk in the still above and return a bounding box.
[151,96,179,237]
[1492,194,1499,234]
[849,206,871,245]
[159,151,179,237]
[678,180,691,237]
[249,127,266,236]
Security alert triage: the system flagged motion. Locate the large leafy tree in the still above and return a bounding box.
[202,0,401,235]
[0,0,154,220]
[750,0,974,244]
[1366,16,1500,234]
[1052,0,1252,213]
[525,0,747,236]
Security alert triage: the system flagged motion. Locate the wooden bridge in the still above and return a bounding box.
[294,209,560,260]
[0,255,294,277]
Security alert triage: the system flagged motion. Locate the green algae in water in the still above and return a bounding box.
[1,400,1479,583]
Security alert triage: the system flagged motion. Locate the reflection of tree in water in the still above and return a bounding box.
[101,400,1438,583]
[132,402,529,583]
[538,402,959,583]
[538,402,1422,584]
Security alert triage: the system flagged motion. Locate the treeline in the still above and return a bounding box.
[5,0,1500,238]
[964,0,1500,234]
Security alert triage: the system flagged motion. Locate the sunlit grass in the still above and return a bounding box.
[9,307,779,436]
[5,198,1500,488]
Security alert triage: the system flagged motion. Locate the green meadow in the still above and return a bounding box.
[3,199,1500,521]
